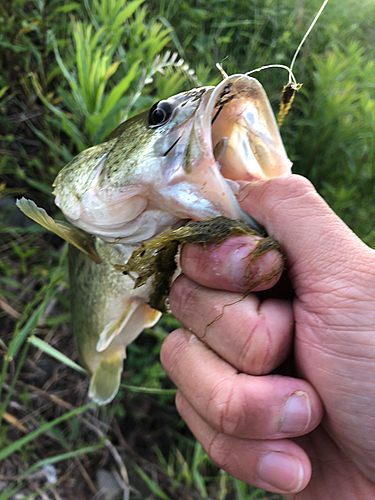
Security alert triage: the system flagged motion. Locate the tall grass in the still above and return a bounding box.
[1,0,375,498]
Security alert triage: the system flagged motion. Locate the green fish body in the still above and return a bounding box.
[68,242,160,405]
[18,75,292,404]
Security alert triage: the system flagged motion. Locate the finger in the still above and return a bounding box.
[161,328,323,440]
[180,234,284,292]
[170,274,293,374]
[238,175,374,280]
[175,391,312,494]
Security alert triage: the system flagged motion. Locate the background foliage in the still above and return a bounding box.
[1,0,374,498]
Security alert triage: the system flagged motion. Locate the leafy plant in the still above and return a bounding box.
[1,0,375,498]
[291,41,375,245]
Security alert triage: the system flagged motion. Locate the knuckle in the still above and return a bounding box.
[206,432,231,470]
[269,174,315,199]
[170,276,200,321]
[160,329,188,375]
[206,377,247,436]
[262,175,316,222]
[237,315,274,375]
[181,243,206,277]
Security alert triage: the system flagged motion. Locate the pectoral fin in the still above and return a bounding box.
[96,300,140,353]
[89,303,161,405]
[16,198,101,263]
[96,301,162,354]
[143,305,162,327]
[88,350,124,405]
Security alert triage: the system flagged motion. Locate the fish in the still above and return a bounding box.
[17,74,292,405]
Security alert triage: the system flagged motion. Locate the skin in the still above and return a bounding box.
[160,175,375,498]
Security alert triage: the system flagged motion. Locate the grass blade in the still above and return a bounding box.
[0,403,94,462]
[0,442,104,500]
[133,463,172,500]
[8,296,53,359]
[120,383,176,395]
[29,336,88,375]
[99,60,140,120]
[111,0,145,31]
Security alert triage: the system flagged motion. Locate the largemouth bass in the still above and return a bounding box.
[17,74,292,405]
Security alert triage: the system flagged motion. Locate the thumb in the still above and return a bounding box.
[239,175,373,281]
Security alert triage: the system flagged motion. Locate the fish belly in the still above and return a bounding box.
[68,244,160,405]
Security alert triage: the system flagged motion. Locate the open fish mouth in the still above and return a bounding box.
[168,74,292,232]
[204,74,292,185]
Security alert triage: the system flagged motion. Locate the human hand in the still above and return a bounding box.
[160,175,375,498]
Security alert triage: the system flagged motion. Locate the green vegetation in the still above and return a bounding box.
[1,0,374,498]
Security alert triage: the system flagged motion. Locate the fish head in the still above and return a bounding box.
[155,74,292,225]
[53,75,292,242]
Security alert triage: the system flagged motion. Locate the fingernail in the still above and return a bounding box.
[281,391,311,433]
[258,452,304,492]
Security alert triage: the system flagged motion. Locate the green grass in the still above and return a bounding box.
[1,0,375,498]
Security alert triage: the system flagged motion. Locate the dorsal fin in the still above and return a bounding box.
[16,198,101,264]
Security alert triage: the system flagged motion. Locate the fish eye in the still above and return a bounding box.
[148,101,174,128]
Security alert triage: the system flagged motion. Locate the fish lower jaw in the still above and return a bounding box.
[66,209,182,245]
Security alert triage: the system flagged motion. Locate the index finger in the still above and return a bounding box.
[180,235,284,293]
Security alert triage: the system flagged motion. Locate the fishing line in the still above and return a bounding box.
[246,64,298,85]
[246,0,330,125]
[246,0,330,84]
[215,1,330,124]
[216,63,228,79]
[289,0,330,80]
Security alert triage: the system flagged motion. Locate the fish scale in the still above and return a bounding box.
[17,74,292,405]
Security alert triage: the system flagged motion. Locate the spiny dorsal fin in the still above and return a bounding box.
[16,198,101,264]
